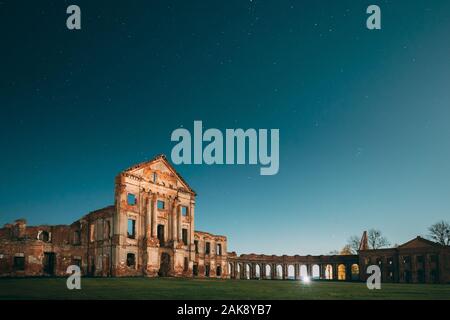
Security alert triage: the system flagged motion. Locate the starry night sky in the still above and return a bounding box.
[1,0,450,255]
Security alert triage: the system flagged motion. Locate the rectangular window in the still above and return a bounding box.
[205,264,210,277]
[216,243,222,256]
[127,193,137,205]
[127,219,136,239]
[153,172,157,183]
[194,240,199,254]
[181,206,188,216]
[157,224,165,246]
[14,256,25,271]
[127,253,136,268]
[182,228,188,245]
[184,257,189,272]
[157,200,165,210]
[205,242,210,255]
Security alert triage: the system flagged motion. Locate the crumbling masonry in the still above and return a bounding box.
[0,155,449,283]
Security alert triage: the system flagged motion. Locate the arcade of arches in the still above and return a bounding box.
[227,253,360,281]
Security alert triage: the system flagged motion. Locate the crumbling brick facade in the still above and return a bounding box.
[0,155,228,278]
[0,155,449,284]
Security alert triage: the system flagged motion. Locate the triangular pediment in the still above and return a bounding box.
[398,237,441,249]
[123,155,195,195]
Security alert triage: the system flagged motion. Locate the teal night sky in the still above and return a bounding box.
[1,0,450,255]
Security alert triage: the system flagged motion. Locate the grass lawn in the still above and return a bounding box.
[0,278,449,300]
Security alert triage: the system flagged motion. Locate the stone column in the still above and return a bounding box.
[346,264,352,281]
[177,204,182,242]
[282,264,287,280]
[307,264,312,278]
[295,264,300,280]
[261,263,266,279]
[146,194,152,239]
[171,198,178,242]
[333,264,338,280]
[151,194,157,238]
[411,255,417,283]
[189,201,195,246]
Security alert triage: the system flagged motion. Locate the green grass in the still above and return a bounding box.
[0,278,449,300]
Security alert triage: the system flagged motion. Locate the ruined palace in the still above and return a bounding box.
[0,155,449,283]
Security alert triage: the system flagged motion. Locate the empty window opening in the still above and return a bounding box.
[127,193,137,205]
[73,230,81,245]
[216,266,222,277]
[216,244,222,256]
[205,264,210,277]
[181,206,188,216]
[205,242,210,255]
[157,224,165,246]
[184,257,189,272]
[182,228,188,245]
[14,256,25,271]
[38,231,50,242]
[127,253,136,268]
[157,200,165,210]
[127,219,136,239]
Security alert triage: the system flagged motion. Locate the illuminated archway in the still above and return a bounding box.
[276,265,283,279]
[325,264,333,279]
[338,264,346,280]
[265,265,272,279]
[245,264,251,279]
[255,264,261,279]
[300,265,308,278]
[288,265,295,279]
[312,264,320,279]
[351,264,359,281]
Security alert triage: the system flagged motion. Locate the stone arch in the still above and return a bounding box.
[351,264,360,281]
[228,263,234,278]
[276,264,283,279]
[245,263,251,279]
[265,264,271,279]
[312,264,320,279]
[325,264,333,279]
[300,265,308,278]
[288,265,295,279]
[338,264,346,280]
[255,264,261,279]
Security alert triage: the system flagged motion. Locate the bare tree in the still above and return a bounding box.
[428,221,450,246]
[340,244,353,255]
[367,229,390,249]
[347,235,361,254]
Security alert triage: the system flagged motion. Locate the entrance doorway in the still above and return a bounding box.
[43,252,55,275]
[159,253,171,277]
